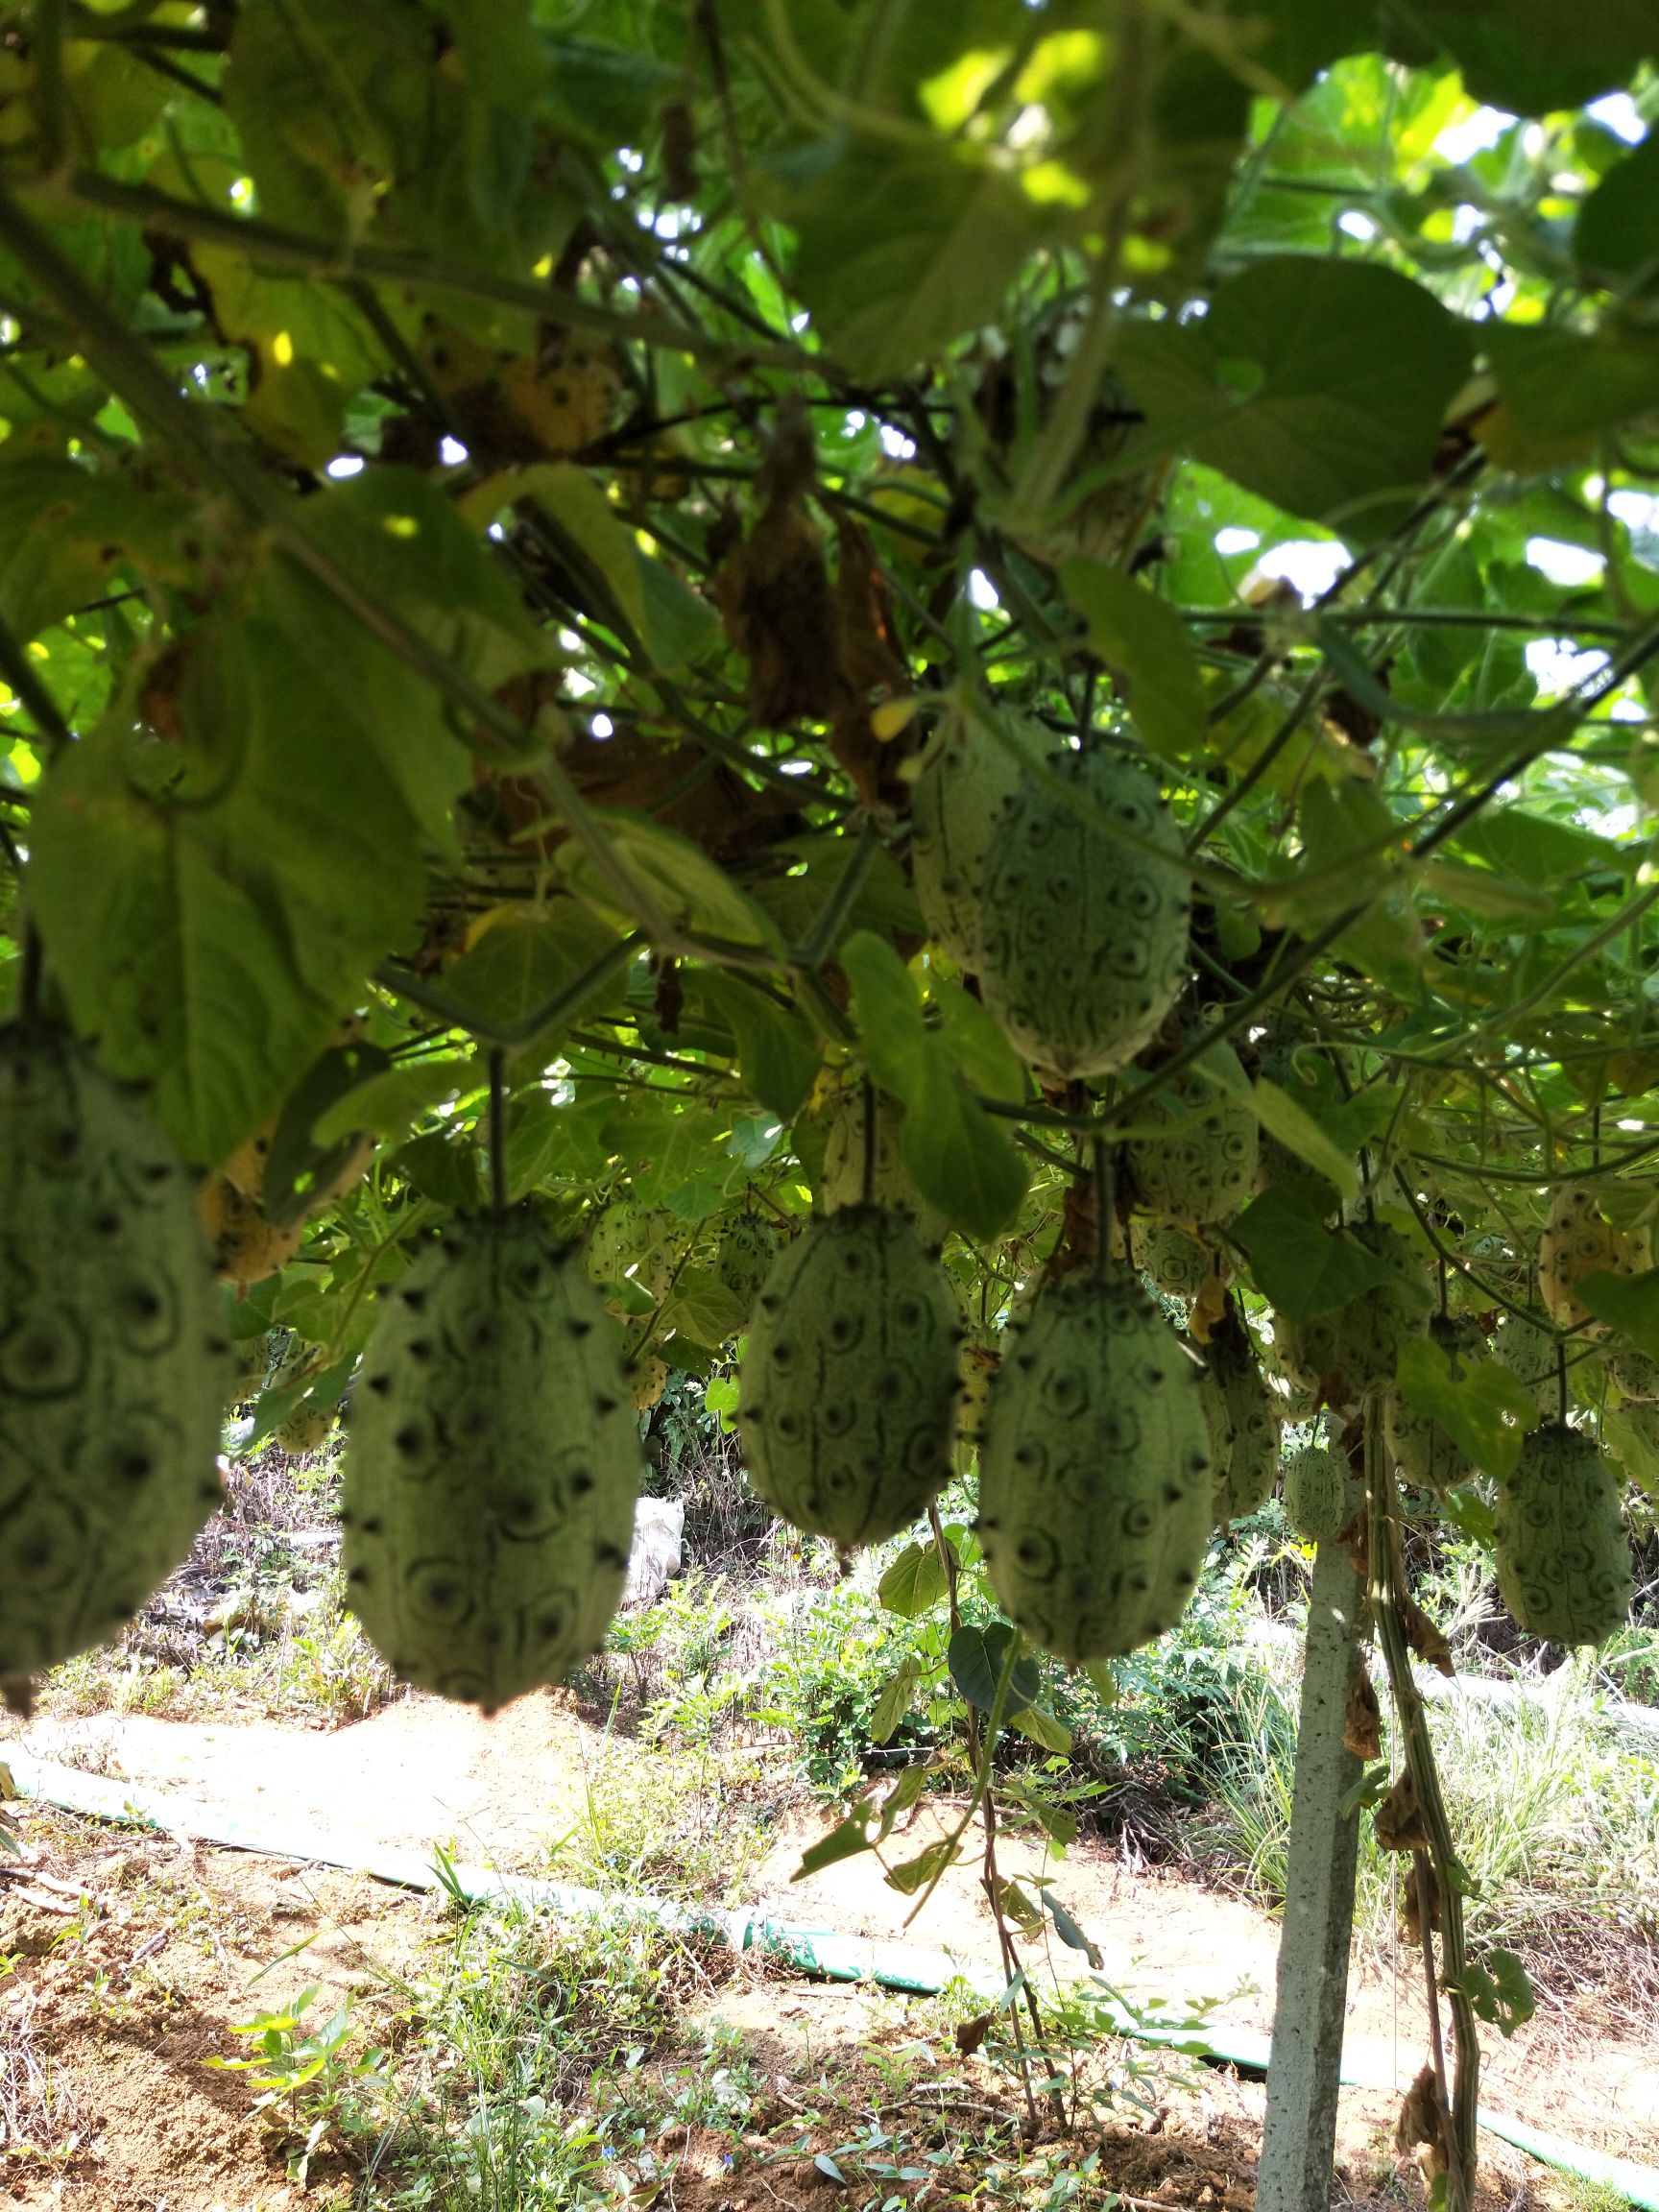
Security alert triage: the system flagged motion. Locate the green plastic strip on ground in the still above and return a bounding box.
[6,1748,1654,2212]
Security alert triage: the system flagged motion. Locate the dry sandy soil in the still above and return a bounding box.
[0,1691,1652,2211]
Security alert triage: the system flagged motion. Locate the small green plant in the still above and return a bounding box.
[205,1985,387,2185]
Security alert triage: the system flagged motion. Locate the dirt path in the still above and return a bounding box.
[6,1695,1655,2177]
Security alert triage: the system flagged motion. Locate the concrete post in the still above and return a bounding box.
[1257,1534,1364,2212]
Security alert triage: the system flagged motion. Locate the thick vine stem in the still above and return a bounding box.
[1364,1398,1479,2210]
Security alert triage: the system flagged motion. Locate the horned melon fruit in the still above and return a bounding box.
[277,1404,336,1455]
[1494,1423,1633,1647]
[1283,1442,1352,1543]
[1607,1338,1659,1401]
[0,1024,230,1705]
[1275,1224,1432,1404]
[976,1267,1214,1661]
[1383,1315,1482,1491]
[1201,1337,1283,1526]
[1125,1043,1258,1227]
[821,1090,947,1247]
[715,1214,780,1310]
[737,1205,959,1548]
[974,748,1190,1080]
[1495,1310,1562,1419]
[909,706,1025,971]
[1132,1220,1213,1305]
[343,1208,641,1709]
[1539,1184,1647,1335]
[584,1197,675,1314]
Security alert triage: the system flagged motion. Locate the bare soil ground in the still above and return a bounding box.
[0,1693,1652,2210]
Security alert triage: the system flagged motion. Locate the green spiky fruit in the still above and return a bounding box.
[910,708,1025,970]
[1125,1044,1258,1227]
[715,1214,780,1310]
[1494,1423,1633,1647]
[1275,1225,1432,1404]
[1201,1342,1282,1526]
[225,1334,271,1408]
[821,1091,948,1248]
[738,1206,959,1547]
[343,1210,641,1710]
[1132,1219,1214,1304]
[1606,1338,1659,1402]
[584,1198,674,1313]
[974,749,1190,1080]
[632,1353,668,1411]
[1283,1443,1352,1543]
[277,1404,336,1455]
[1539,1183,1647,1335]
[1383,1315,1483,1490]
[0,1025,230,1703]
[977,1268,1214,1661]
[1495,1310,1562,1419]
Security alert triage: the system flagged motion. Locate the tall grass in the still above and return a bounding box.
[1204,1647,1659,1961]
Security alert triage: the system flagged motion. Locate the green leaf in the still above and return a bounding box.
[1576,128,1659,282]
[1439,1484,1497,1548]
[877,1760,931,1840]
[884,1837,959,1896]
[1407,0,1657,114]
[900,1049,1028,1244]
[1395,1337,1534,1479]
[1117,258,1471,538]
[1057,561,1207,762]
[29,613,458,1166]
[932,978,1025,1104]
[478,463,715,670]
[771,132,1051,379]
[1482,323,1659,472]
[261,1035,392,1229]
[792,1812,876,1880]
[391,1127,485,1212]
[869,1658,922,1746]
[1252,1078,1357,1202]
[439,907,630,1045]
[315,1059,476,1146]
[841,930,929,1104]
[947,1621,1038,1716]
[0,454,194,644]
[1042,1892,1102,1967]
[701,974,822,1122]
[658,1268,747,1348]
[1008,1704,1073,1755]
[1229,1182,1403,1320]
[1454,1948,1536,2039]
[878,1540,951,1620]
[1575,1266,1659,1360]
[1000,1775,1079,1848]
[569,813,784,954]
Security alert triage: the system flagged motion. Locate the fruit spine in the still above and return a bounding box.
[738,1206,959,1547]
[343,1209,641,1710]
[977,1267,1214,1661]
[0,1025,230,1707]
[974,748,1190,1080]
